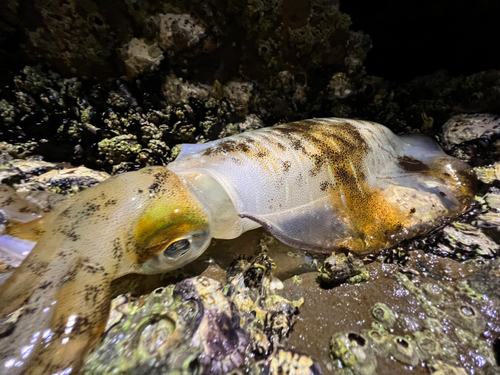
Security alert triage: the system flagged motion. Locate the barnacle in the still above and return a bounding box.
[330,332,377,375]
[369,303,396,330]
[389,336,419,366]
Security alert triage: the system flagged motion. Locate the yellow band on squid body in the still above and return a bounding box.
[134,195,209,263]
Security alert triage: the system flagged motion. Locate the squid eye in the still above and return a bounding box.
[141,230,211,274]
[163,239,190,259]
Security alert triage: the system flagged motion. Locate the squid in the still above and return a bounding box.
[0,118,476,374]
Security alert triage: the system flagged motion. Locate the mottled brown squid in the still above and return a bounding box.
[0,118,476,374]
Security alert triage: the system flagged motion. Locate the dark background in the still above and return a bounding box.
[341,0,500,81]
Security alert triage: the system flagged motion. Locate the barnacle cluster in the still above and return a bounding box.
[329,271,498,375]
[83,236,320,374]
[83,277,249,375]
[325,200,500,375]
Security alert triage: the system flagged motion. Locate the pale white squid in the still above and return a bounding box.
[0,118,476,374]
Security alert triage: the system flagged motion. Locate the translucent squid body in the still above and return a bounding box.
[0,118,476,374]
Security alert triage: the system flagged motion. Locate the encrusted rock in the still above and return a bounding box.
[442,113,500,148]
[98,134,142,167]
[29,166,110,194]
[318,253,369,286]
[442,222,499,257]
[158,13,206,54]
[0,159,56,185]
[120,38,164,79]
[427,361,467,375]
[475,163,500,184]
[162,74,211,106]
[223,81,253,117]
[83,277,249,375]
[83,238,317,374]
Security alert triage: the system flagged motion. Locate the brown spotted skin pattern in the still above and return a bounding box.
[169,118,476,254]
[0,167,209,375]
